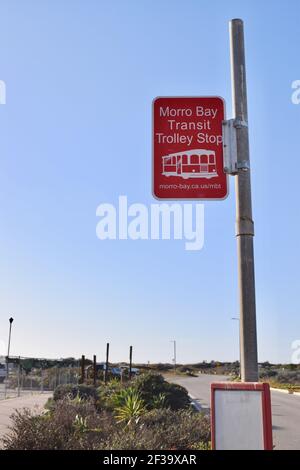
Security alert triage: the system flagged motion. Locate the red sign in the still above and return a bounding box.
[153,97,228,200]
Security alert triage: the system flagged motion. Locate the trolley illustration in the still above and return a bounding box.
[161,149,218,179]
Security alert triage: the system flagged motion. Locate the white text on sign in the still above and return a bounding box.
[155,105,223,147]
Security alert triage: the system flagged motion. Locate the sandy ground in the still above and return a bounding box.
[0,392,52,445]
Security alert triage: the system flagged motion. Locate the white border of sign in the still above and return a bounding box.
[211,382,273,450]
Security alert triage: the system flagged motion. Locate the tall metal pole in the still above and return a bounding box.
[230,19,258,382]
[171,340,176,374]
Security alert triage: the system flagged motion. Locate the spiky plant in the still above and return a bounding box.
[114,388,146,425]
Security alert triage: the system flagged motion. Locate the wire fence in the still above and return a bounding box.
[0,355,137,400]
[0,363,80,400]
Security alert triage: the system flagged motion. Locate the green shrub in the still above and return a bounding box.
[132,373,190,410]
[97,380,125,411]
[151,392,167,409]
[141,408,210,448]
[103,408,210,450]
[276,371,300,384]
[98,374,190,412]
[44,397,55,412]
[177,366,197,377]
[2,396,210,450]
[162,382,191,410]
[2,397,115,450]
[113,388,146,425]
[53,384,98,402]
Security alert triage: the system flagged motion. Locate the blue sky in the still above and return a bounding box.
[0,0,299,363]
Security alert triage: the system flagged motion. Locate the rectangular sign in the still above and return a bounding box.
[153,96,228,200]
[211,382,273,450]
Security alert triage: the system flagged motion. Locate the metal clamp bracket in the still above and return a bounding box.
[222,119,250,175]
[237,161,250,171]
[222,119,238,175]
[233,119,248,129]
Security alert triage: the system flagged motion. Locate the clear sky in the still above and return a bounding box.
[0,0,299,364]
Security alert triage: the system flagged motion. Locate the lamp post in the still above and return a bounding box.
[6,317,14,380]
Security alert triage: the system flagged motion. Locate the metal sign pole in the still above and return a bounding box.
[229,19,258,382]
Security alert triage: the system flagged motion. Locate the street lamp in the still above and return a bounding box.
[7,317,14,358]
[170,340,176,374]
[7,317,14,380]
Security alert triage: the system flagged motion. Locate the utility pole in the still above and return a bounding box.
[104,343,109,384]
[129,345,133,380]
[171,340,176,374]
[230,19,258,382]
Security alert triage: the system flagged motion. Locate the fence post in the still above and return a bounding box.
[93,355,97,386]
[80,355,85,384]
[129,346,133,380]
[104,343,109,385]
[17,357,21,397]
[41,368,44,393]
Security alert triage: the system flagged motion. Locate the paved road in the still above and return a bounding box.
[171,374,300,450]
[0,393,52,445]
[0,384,43,400]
